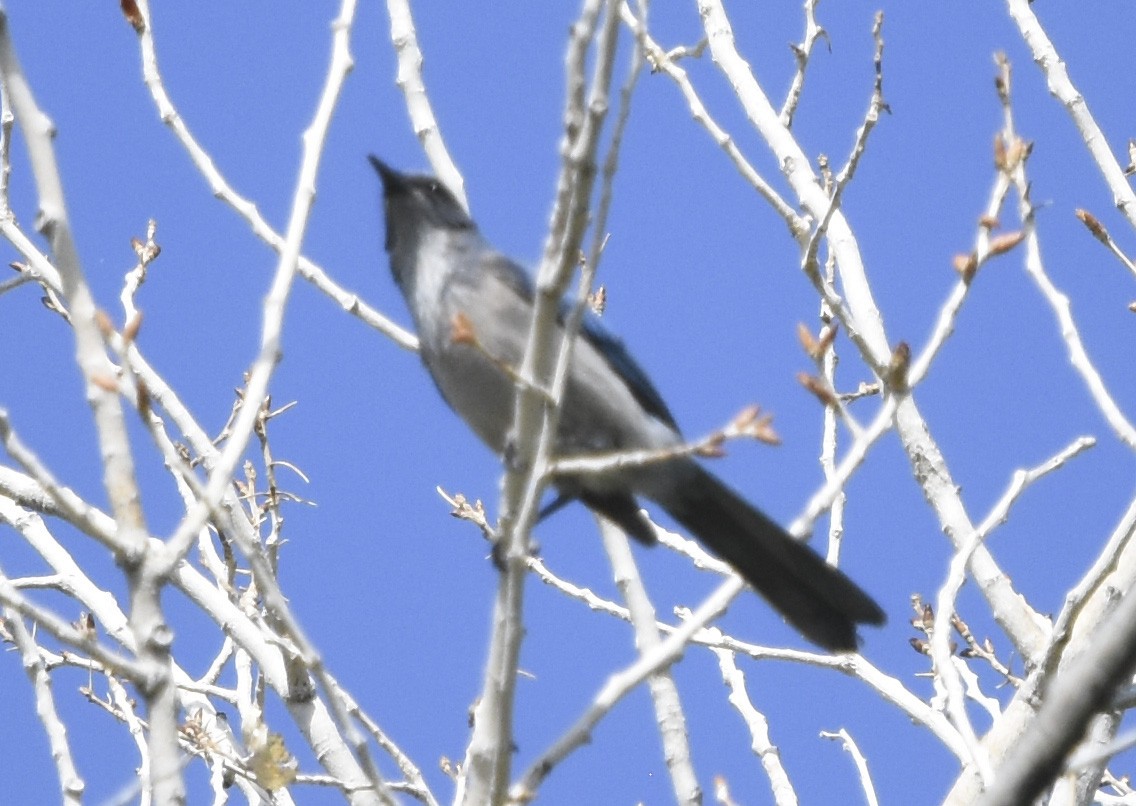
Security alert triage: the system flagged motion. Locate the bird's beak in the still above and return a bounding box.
[368,155,408,196]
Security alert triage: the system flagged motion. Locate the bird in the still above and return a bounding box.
[368,156,885,651]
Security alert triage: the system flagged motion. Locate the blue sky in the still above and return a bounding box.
[3,2,1136,804]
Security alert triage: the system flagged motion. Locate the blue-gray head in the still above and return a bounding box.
[368,156,475,254]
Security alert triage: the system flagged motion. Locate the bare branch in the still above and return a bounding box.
[384,0,468,210]
[2,609,84,804]
[621,3,804,236]
[712,646,798,805]
[1005,0,1136,230]
[509,576,746,801]
[132,0,415,350]
[819,729,878,806]
[779,0,828,128]
[599,516,700,806]
[462,1,625,801]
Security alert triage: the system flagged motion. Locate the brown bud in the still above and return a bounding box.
[120,0,144,32]
[94,309,116,339]
[1075,208,1109,244]
[136,380,151,415]
[886,341,911,393]
[753,423,780,446]
[993,134,1007,170]
[978,215,999,230]
[796,322,819,358]
[123,310,144,344]
[731,404,760,431]
[730,405,781,446]
[953,253,978,283]
[797,371,839,407]
[988,230,1025,257]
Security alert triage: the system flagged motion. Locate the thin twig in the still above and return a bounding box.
[819,728,878,806]
[712,645,798,805]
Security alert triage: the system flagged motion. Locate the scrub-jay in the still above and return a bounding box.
[369,156,885,651]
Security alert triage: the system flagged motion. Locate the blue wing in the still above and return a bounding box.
[477,251,679,432]
[577,314,678,431]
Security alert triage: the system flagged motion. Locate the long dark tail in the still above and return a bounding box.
[654,462,885,652]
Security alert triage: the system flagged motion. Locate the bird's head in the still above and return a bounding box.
[368,156,475,254]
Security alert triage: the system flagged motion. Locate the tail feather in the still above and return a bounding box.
[654,462,885,652]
